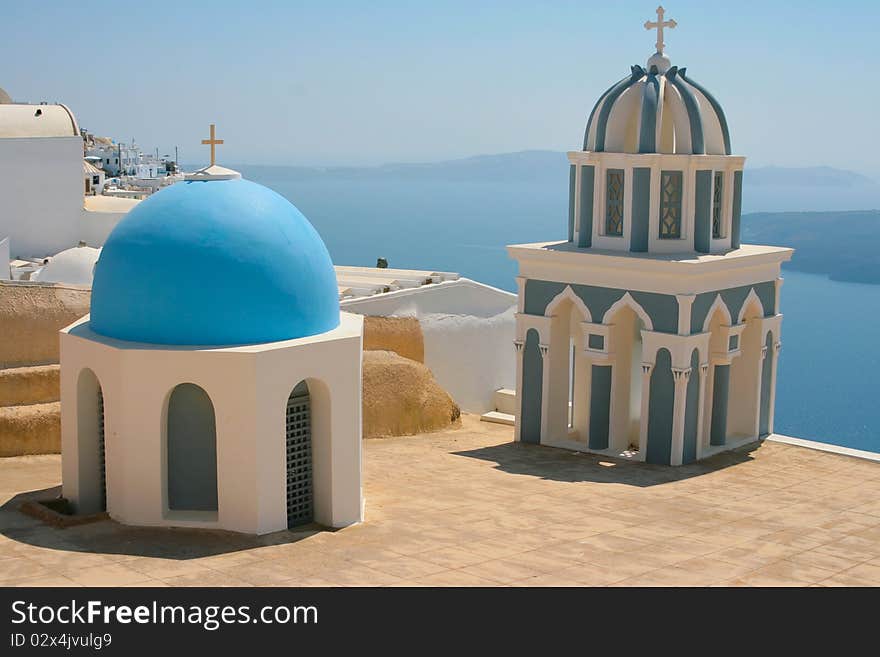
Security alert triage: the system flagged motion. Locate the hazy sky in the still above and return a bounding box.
[4,1,878,173]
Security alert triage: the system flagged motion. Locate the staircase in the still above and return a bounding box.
[480,388,516,426]
[0,364,61,456]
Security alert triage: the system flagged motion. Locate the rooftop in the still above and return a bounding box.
[2,416,880,587]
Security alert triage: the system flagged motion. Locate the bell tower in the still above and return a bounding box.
[508,8,793,465]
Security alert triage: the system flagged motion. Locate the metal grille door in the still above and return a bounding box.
[286,392,314,527]
[97,388,106,511]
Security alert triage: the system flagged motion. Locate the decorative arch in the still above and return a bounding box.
[701,293,732,332]
[545,285,592,322]
[166,383,218,512]
[75,367,106,514]
[737,288,765,324]
[602,292,653,330]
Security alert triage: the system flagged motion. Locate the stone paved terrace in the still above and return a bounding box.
[2,416,880,587]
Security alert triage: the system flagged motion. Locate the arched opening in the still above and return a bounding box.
[759,331,775,436]
[547,297,590,442]
[286,381,314,528]
[521,328,543,444]
[607,304,646,453]
[704,302,731,448]
[646,348,674,465]
[167,383,218,512]
[728,300,763,440]
[682,349,701,464]
[75,368,106,514]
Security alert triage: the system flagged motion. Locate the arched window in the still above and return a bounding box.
[659,170,683,239]
[712,171,724,238]
[605,169,625,236]
[167,383,218,512]
[286,381,314,528]
[76,368,106,514]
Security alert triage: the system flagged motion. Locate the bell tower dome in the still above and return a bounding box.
[507,8,793,467]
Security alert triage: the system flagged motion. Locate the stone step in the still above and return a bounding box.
[0,364,60,407]
[493,388,517,415]
[0,401,61,457]
[480,410,515,426]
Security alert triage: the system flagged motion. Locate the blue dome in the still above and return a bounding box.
[90,178,340,346]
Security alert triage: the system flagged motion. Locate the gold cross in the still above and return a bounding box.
[644,6,677,55]
[201,123,224,167]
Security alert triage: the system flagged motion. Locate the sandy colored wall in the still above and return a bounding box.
[362,316,424,363]
[0,281,91,368]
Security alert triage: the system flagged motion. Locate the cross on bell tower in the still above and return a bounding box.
[201,123,224,167]
[644,5,677,55]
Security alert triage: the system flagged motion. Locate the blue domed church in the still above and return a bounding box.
[60,155,364,534]
[509,8,792,464]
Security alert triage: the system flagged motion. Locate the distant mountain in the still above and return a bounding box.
[742,210,880,284]
[225,153,880,188]
[745,166,877,188]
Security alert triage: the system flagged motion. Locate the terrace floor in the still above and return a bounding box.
[2,416,880,587]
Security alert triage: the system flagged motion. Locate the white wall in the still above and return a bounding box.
[0,137,84,258]
[0,237,9,279]
[420,307,516,413]
[342,278,517,413]
[79,209,127,247]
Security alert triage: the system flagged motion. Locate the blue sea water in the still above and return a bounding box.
[240,166,879,453]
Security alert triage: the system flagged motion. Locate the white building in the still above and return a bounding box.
[0,87,84,258]
[61,163,364,534]
[509,9,792,465]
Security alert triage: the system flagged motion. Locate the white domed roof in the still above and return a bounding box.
[0,103,79,138]
[34,244,101,286]
[583,63,731,156]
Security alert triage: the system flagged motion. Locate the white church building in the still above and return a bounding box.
[60,159,364,535]
[509,8,792,465]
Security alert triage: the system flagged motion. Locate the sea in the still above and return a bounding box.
[239,165,880,454]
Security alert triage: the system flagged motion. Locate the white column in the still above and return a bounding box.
[670,367,692,466]
[766,341,782,434]
[513,339,524,442]
[515,277,526,314]
[695,362,709,460]
[539,343,551,443]
[675,294,696,336]
[637,363,653,460]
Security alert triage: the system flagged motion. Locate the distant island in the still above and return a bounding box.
[742,210,880,284]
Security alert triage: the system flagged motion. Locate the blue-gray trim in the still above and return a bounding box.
[710,364,730,446]
[631,167,651,252]
[683,349,700,464]
[588,334,604,350]
[647,348,674,465]
[690,281,776,333]
[578,165,595,248]
[524,279,679,334]
[731,170,743,249]
[521,329,543,444]
[759,331,774,436]
[568,165,576,243]
[667,72,705,155]
[638,74,660,153]
[167,383,218,512]
[593,70,642,152]
[583,75,629,150]
[588,365,612,450]
[680,70,732,155]
[694,169,712,253]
